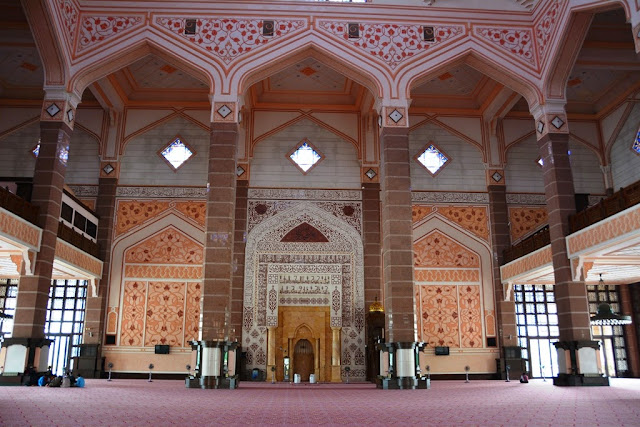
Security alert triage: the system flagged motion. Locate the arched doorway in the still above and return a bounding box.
[294,339,314,381]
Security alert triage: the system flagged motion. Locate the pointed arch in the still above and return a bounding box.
[69,37,218,100]
[108,212,204,308]
[236,40,386,101]
[405,51,542,111]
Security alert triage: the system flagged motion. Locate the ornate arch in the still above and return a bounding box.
[242,201,366,380]
[69,38,218,99]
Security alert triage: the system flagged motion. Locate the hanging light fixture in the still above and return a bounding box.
[590,274,632,326]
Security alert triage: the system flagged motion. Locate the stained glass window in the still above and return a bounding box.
[288,139,324,174]
[633,131,640,155]
[416,143,449,175]
[160,137,194,170]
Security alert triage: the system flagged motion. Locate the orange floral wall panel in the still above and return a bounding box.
[116,201,171,236]
[509,207,548,242]
[459,285,482,348]
[174,202,207,226]
[144,282,185,347]
[485,310,496,337]
[120,281,147,346]
[414,231,480,268]
[411,205,489,241]
[184,282,201,343]
[125,227,203,264]
[107,308,118,335]
[419,285,459,348]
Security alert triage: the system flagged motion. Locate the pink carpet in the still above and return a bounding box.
[1,378,639,426]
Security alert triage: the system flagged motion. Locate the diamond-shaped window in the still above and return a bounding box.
[633,131,640,155]
[415,143,450,176]
[536,157,544,167]
[159,136,194,171]
[287,139,324,174]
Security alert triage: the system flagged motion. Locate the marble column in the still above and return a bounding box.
[83,175,117,346]
[8,120,72,373]
[538,132,606,386]
[201,122,238,341]
[379,127,416,344]
[266,326,276,382]
[362,182,382,312]
[488,184,523,378]
[230,180,248,341]
[331,326,341,382]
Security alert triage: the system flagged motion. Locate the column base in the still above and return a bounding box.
[376,376,429,390]
[553,373,609,387]
[330,365,341,382]
[200,375,238,389]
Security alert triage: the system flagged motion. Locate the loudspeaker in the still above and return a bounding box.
[155,345,170,354]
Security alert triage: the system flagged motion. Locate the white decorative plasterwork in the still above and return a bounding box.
[116,186,207,198]
[248,188,361,201]
[317,20,464,70]
[248,200,362,235]
[411,192,489,204]
[155,17,306,65]
[242,202,365,381]
[78,16,144,52]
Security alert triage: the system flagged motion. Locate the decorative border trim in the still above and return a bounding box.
[248,188,361,201]
[411,192,489,204]
[116,187,207,198]
[506,193,546,205]
[68,185,99,197]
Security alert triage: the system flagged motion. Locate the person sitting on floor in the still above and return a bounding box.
[519,373,529,383]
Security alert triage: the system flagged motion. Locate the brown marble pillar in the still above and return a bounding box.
[488,185,522,377]
[379,127,416,343]
[230,180,247,340]
[201,122,238,341]
[538,132,605,385]
[13,121,71,339]
[83,176,117,345]
[538,133,591,341]
[619,285,640,377]
[362,182,382,311]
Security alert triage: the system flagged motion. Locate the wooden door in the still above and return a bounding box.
[294,339,314,381]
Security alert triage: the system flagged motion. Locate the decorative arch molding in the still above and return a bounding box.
[413,215,494,314]
[120,109,210,156]
[250,114,360,159]
[23,0,67,86]
[408,116,484,154]
[68,37,218,100]
[403,51,543,110]
[108,212,205,309]
[236,41,386,101]
[242,201,366,380]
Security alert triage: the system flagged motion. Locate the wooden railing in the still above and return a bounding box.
[503,225,550,264]
[57,221,101,259]
[569,180,640,233]
[0,185,39,225]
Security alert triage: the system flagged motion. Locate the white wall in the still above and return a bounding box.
[505,135,605,195]
[409,122,486,192]
[569,140,605,195]
[119,116,209,186]
[611,103,640,190]
[66,128,101,185]
[250,118,361,189]
[0,122,38,178]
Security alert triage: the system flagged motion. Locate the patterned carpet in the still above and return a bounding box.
[1,378,639,426]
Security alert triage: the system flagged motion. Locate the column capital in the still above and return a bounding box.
[210,94,244,124]
[530,102,569,140]
[375,98,411,129]
[41,88,81,130]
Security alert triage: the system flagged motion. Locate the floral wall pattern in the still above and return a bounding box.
[116,200,206,237]
[412,205,489,242]
[117,226,203,348]
[508,206,548,242]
